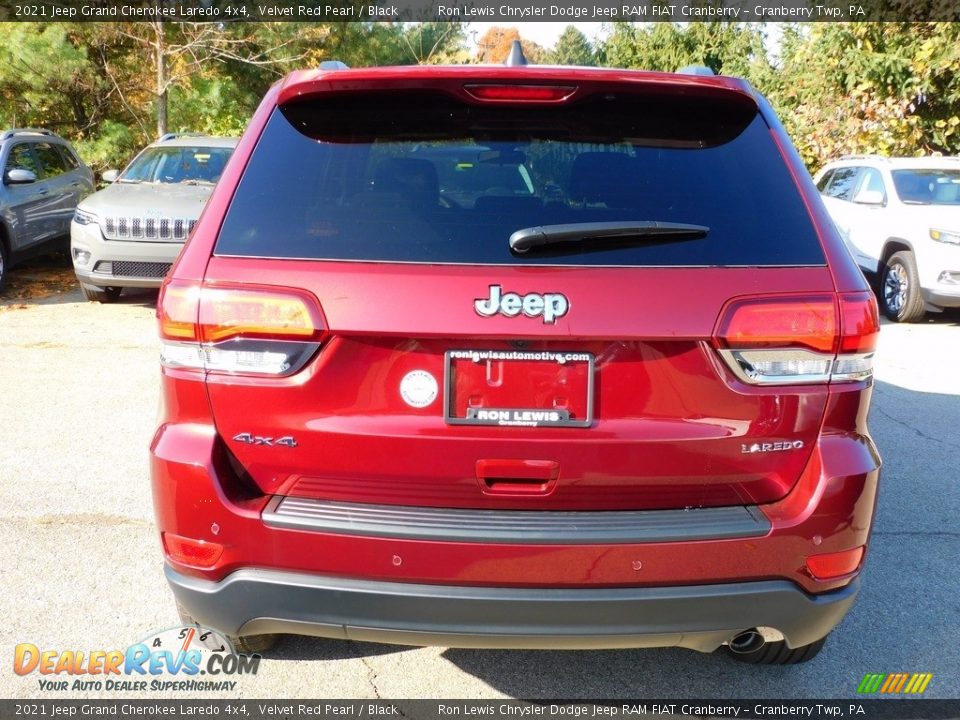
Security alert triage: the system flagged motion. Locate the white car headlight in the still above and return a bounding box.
[73,208,98,226]
[930,228,960,245]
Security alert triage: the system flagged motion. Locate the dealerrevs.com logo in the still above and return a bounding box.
[14,626,260,692]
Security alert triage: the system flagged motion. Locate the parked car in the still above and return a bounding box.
[0,128,94,292]
[70,133,238,302]
[153,49,881,664]
[814,155,960,322]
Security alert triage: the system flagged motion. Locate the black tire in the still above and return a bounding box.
[0,240,8,294]
[881,251,926,323]
[176,600,278,655]
[79,281,122,303]
[726,636,827,665]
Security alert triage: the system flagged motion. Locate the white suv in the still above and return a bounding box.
[70,133,237,302]
[814,156,960,322]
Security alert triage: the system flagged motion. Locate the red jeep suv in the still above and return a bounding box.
[151,55,881,665]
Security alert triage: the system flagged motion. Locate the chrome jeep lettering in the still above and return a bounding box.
[474,285,569,324]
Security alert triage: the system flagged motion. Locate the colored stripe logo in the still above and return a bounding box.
[857,673,933,694]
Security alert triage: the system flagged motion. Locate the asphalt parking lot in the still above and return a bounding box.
[2,260,959,701]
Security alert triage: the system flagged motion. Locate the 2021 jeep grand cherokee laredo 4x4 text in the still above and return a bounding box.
[151,58,881,664]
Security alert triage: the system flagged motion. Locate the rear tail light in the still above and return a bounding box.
[713,292,879,385]
[463,84,577,102]
[158,280,326,376]
[805,546,865,580]
[162,532,224,569]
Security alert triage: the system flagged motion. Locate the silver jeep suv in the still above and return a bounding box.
[0,128,94,292]
[71,133,238,302]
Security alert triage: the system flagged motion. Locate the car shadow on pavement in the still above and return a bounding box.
[268,635,411,662]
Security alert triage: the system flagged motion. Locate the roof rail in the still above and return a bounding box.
[504,40,529,67]
[158,132,209,142]
[319,60,349,71]
[0,128,54,141]
[839,154,887,161]
[677,65,716,77]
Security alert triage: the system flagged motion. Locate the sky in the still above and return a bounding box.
[465,22,610,51]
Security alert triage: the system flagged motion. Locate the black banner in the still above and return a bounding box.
[2,700,960,720]
[0,0,958,22]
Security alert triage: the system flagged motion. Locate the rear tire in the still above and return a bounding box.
[726,636,827,665]
[176,601,278,655]
[881,251,926,322]
[79,282,121,303]
[0,240,8,294]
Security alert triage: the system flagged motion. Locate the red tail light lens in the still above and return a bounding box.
[716,295,837,354]
[162,532,224,569]
[158,281,326,376]
[714,293,877,385]
[805,546,864,580]
[839,291,880,353]
[464,84,576,102]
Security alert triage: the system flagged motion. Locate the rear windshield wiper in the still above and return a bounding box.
[509,221,709,254]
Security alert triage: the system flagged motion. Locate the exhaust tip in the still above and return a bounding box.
[728,629,765,655]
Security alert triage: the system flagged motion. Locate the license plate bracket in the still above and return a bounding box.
[444,349,594,428]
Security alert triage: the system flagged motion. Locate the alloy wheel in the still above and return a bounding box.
[884,263,908,314]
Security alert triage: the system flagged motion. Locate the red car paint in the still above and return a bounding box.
[151,61,880,654]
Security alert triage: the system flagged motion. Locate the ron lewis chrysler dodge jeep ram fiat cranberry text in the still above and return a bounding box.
[151,54,881,664]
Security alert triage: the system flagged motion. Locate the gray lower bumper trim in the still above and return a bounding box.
[166,566,859,652]
[263,497,770,544]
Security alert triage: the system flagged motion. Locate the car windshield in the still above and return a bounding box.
[121,146,233,184]
[891,169,960,205]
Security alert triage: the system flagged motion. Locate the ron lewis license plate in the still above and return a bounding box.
[444,349,594,428]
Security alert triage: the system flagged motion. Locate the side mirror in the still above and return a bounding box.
[853,188,885,206]
[101,169,120,183]
[4,168,37,185]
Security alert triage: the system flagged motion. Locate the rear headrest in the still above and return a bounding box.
[569,152,638,208]
[373,158,439,207]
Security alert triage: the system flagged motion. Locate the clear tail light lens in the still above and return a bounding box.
[713,292,878,385]
[158,280,326,376]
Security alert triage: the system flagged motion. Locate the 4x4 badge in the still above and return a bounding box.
[474,285,569,324]
[233,433,297,448]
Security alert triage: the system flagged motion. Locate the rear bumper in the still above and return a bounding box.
[167,565,860,652]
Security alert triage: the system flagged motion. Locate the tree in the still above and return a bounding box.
[597,21,769,78]
[770,23,960,168]
[548,26,595,67]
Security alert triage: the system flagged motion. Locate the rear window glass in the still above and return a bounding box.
[216,90,824,267]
